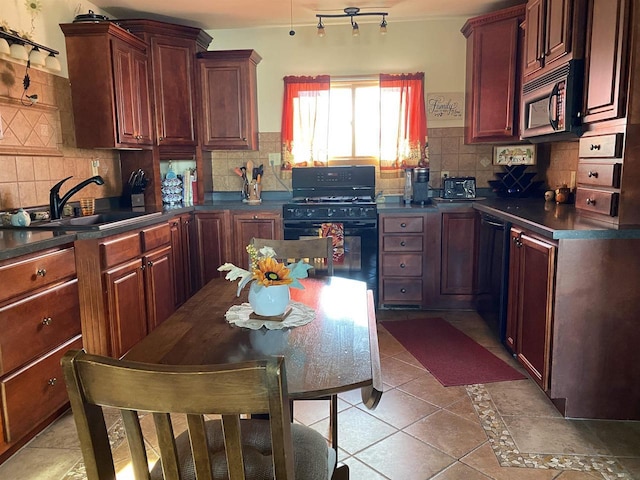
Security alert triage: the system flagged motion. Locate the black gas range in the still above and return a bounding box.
[283,166,377,223]
[283,166,378,298]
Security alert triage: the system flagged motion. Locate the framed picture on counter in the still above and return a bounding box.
[493,145,536,165]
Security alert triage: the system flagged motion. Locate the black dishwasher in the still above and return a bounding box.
[476,212,511,344]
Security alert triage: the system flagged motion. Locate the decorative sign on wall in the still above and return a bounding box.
[426,92,464,120]
[493,145,537,165]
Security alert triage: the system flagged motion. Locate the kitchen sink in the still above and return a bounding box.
[30,211,163,230]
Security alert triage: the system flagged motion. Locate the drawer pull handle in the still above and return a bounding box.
[588,171,598,178]
[400,241,406,246]
[48,378,57,386]
[36,268,47,277]
[400,288,407,294]
[590,144,601,151]
[42,317,52,326]
[400,263,406,268]
[586,198,596,206]
[400,223,406,228]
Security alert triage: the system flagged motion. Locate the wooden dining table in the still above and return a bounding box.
[124,275,383,449]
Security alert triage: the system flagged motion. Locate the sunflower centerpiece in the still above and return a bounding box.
[218,245,312,317]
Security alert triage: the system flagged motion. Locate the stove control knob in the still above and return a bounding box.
[306,209,315,218]
[327,208,334,217]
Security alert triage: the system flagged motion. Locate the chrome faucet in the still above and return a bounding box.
[49,175,105,220]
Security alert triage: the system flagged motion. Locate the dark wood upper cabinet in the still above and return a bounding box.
[461,5,525,144]
[116,20,212,151]
[60,22,153,149]
[197,50,261,150]
[582,0,631,124]
[523,0,586,81]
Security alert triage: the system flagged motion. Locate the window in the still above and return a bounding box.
[282,73,427,174]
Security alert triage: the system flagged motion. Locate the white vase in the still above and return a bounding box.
[248,282,290,317]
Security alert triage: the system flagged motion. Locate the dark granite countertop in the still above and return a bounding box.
[0,230,77,261]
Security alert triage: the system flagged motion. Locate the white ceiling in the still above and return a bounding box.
[89,0,526,30]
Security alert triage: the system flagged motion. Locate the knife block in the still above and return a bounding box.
[131,193,145,208]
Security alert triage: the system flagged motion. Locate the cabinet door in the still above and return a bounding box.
[200,61,256,149]
[144,245,176,332]
[508,228,556,390]
[583,0,630,124]
[543,0,573,67]
[232,212,283,267]
[195,212,231,286]
[524,0,545,77]
[505,229,522,353]
[104,259,147,358]
[151,36,197,146]
[182,213,200,296]
[169,217,186,307]
[112,40,153,147]
[440,211,478,295]
[463,6,524,143]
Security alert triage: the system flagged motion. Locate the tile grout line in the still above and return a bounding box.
[466,384,632,480]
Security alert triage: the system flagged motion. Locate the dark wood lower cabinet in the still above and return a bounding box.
[506,227,556,390]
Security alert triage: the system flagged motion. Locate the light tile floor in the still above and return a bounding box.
[1,310,639,480]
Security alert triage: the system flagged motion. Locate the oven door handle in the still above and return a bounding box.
[284,221,377,229]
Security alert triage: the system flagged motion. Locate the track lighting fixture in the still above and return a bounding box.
[0,27,61,72]
[316,7,389,37]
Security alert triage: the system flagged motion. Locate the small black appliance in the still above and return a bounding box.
[411,167,430,205]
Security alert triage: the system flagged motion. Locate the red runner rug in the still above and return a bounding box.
[382,318,526,386]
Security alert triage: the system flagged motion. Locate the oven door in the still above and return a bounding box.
[284,220,378,298]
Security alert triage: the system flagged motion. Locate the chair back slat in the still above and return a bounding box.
[221,415,247,480]
[250,237,334,275]
[120,410,151,480]
[61,350,304,480]
[154,412,182,480]
[186,414,214,480]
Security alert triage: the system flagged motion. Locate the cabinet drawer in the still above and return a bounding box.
[0,248,76,304]
[381,254,423,276]
[381,278,423,303]
[100,233,141,269]
[1,336,82,443]
[381,216,424,233]
[0,280,80,375]
[575,188,619,216]
[578,133,623,158]
[577,163,621,188]
[382,235,423,252]
[141,222,171,252]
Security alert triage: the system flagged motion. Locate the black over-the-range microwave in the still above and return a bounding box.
[521,60,584,143]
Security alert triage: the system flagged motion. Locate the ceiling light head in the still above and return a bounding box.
[380,16,388,34]
[352,21,359,37]
[317,18,325,37]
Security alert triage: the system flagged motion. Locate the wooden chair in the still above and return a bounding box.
[250,237,340,451]
[249,237,334,276]
[61,349,348,480]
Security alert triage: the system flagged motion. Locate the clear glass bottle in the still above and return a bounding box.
[403,168,413,204]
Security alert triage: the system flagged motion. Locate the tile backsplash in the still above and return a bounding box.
[0,58,120,211]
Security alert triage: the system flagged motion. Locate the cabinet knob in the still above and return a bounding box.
[242,137,247,141]
[47,378,57,386]
[590,144,601,151]
[400,263,406,268]
[400,241,406,247]
[36,268,47,277]
[158,136,164,142]
[141,264,146,271]
[587,171,598,178]
[400,288,407,294]
[400,223,406,228]
[42,317,52,326]
[147,261,154,267]
[586,198,596,206]
[253,215,259,219]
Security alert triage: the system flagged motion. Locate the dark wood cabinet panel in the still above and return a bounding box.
[60,22,152,149]
[507,227,556,390]
[195,211,231,286]
[440,211,478,296]
[232,211,283,267]
[198,50,261,150]
[143,245,175,332]
[524,0,583,80]
[104,258,147,358]
[169,214,200,307]
[583,0,631,124]
[461,5,525,144]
